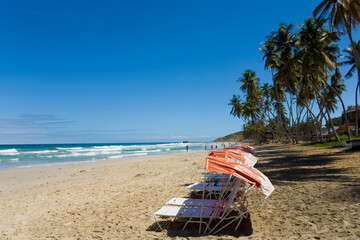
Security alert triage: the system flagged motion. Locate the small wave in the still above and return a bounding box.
[0,149,19,156]
[135,149,161,153]
[56,147,83,150]
[9,158,19,162]
[93,146,123,150]
[57,152,98,158]
[107,153,147,159]
[24,150,59,154]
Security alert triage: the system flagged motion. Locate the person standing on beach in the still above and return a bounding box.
[186,145,189,152]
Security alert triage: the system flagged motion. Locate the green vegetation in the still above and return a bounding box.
[301,141,345,148]
[301,135,360,148]
[228,1,360,145]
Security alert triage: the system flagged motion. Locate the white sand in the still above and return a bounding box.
[0,145,359,239]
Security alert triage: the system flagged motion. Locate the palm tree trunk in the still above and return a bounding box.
[356,83,359,137]
[322,78,351,141]
[272,70,286,141]
[287,85,323,141]
[308,79,340,141]
[343,17,360,138]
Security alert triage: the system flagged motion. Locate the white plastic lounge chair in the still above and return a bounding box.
[153,150,274,234]
[154,179,242,232]
[202,173,230,181]
[166,197,227,208]
[186,178,235,199]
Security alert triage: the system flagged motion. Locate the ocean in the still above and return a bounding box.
[0,142,205,169]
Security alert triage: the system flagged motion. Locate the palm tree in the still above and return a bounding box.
[260,38,290,141]
[340,40,360,78]
[313,0,360,73]
[237,70,261,100]
[297,17,346,141]
[339,40,360,135]
[229,95,243,119]
[241,99,261,123]
[322,74,346,139]
[271,23,324,141]
[236,70,263,124]
[314,1,360,137]
[329,73,346,109]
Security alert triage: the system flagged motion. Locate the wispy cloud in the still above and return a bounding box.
[0,114,76,135]
[0,114,213,144]
[142,135,214,140]
[0,114,150,144]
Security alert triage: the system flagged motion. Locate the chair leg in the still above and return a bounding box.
[182,220,211,232]
[153,214,164,231]
[234,216,244,231]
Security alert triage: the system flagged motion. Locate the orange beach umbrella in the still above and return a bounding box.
[206,152,274,196]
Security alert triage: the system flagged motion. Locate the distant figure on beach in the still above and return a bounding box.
[186,145,189,152]
[211,145,213,149]
[205,145,207,149]
[215,145,217,149]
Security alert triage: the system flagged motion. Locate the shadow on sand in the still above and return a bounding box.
[256,145,355,183]
[147,144,360,237]
[147,212,253,238]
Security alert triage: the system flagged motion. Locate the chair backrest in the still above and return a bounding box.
[221,178,241,215]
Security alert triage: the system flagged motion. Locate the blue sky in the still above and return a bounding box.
[0,0,359,144]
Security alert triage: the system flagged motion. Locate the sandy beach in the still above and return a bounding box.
[1,144,359,239]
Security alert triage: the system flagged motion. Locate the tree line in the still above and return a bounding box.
[229,0,360,143]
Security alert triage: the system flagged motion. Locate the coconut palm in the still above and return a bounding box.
[260,38,278,73]
[270,23,325,141]
[340,40,360,78]
[241,98,261,123]
[229,95,243,119]
[321,73,346,139]
[339,40,360,135]
[237,70,261,100]
[297,16,346,141]
[314,0,360,137]
[327,73,346,112]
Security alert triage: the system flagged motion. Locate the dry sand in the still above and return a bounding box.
[0,145,359,239]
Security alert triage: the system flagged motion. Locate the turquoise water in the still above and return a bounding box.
[0,142,205,169]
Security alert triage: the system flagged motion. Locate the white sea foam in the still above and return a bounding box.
[1,142,205,170]
[107,153,147,159]
[56,147,83,150]
[0,149,19,156]
[93,146,123,151]
[135,149,161,153]
[25,150,59,154]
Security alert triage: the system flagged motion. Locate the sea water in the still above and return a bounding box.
[0,142,205,169]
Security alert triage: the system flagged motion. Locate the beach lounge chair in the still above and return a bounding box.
[186,174,235,199]
[166,197,227,208]
[154,178,242,232]
[153,149,274,234]
[202,173,230,181]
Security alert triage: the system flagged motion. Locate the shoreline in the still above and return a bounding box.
[0,150,203,195]
[0,142,208,171]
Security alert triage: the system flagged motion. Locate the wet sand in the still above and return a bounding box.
[0,145,359,239]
